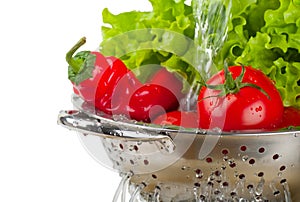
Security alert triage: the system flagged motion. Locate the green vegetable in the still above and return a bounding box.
[217,0,300,108]
[100,0,201,89]
[100,0,300,109]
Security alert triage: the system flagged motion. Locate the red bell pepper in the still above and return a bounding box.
[66,37,184,123]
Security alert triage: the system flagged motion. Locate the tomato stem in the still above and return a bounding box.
[205,62,270,99]
[66,37,87,73]
[224,62,237,92]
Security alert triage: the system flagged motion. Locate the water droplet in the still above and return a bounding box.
[269,181,281,197]
[255,177,265,196]
[242,155,249,162]
[129,182,147,202]
[228,159,236,168]
[234,171,239,177]
[181,166,190,170]
[152,186,161,201]
[195,169,203,179]
[221,165,226,170]
[212,127,222,134]
[281,179,292,201]
[223,155,229,161]
[255,106,263,112]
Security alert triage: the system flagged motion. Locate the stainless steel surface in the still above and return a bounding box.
[58,95,300,201]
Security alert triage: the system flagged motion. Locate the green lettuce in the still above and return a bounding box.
[100,0,300,108]
[217,0,300,108]
[99,0,200,88]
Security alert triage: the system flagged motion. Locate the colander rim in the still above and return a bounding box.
[71,94,300,138]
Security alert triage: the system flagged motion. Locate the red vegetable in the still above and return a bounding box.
[278,107,300,129]
[153,110,199,128]
[66,37,141,114]
[128,84,180,123]
[66,37,110,103]
[125,68,185,122]
[197,65,284,131]
[148,68,185,100]
[94,56,142,115]
[66,38,182,123]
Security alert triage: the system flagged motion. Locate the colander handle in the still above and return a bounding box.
[57,110,174,142]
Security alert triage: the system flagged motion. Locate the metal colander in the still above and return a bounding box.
[58,95,300,201]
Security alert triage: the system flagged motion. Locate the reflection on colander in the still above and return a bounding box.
[58,95,300,202]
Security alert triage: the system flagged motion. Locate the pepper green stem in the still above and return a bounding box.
[66,37,87,73]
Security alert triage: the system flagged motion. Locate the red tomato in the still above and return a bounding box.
[128,84,179,123]
[197,66,284,131]
[148,68,185,100]
[278,107,300,129]
[153,111,199,128]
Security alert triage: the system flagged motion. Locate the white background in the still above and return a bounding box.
[0,0,151,201]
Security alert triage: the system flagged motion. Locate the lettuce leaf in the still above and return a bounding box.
[100,0,199,87]
[217,0,300,108]
[100,0,300,108]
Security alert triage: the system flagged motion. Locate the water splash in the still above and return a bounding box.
[129,182,147,202]
[184,0,232,110]
[281,179,292,202]
[151,186,161,202]
[112,172,132,202]
[269,180,281,199]
[193,0,232,79]
[256,177,265,194]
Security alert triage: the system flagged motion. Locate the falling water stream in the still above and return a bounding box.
[193,0,231,78]
[184,0,231,111]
